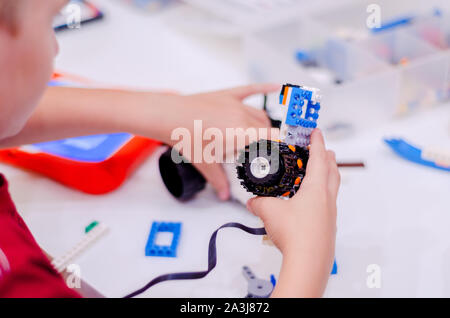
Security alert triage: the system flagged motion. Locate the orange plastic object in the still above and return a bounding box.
[0,137,160,194]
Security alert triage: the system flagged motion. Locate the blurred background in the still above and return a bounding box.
[54,0,450,135]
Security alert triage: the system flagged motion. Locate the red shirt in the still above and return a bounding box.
[0,174,81,298]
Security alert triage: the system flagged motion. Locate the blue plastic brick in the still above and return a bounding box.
[384,138,450,172]
[284,86,319,128]
[145,222,182,258]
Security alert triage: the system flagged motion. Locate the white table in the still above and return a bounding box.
[2,0,450,297]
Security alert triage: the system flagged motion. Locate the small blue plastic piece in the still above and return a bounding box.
[371,16,414,33]
[331,259,337,275]
[384,138,450,172]
[270,275,276,287]
[145,222,182,257]
[284,86,319,128]
[295,50,311,62]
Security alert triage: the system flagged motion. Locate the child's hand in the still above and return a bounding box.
[246,129,340,297]
[162,84,280,200]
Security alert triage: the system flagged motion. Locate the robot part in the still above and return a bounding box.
[237,140,308,198]
[280,83,321,147]
[159,148,206,201]
[51,223,109,273]
[285,125,314,148]
[145,222,182,257]
[242,266,274,298]
[237,84,321,198]
[384,138,450,172]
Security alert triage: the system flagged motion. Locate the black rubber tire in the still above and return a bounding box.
[236,140,309,198]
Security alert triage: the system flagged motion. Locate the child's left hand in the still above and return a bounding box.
[153,83,280,200]
[1,83,280,201]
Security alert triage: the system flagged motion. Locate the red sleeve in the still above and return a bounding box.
[0,174,81,298]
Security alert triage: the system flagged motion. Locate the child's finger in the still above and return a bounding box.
[247,196,280,221]
[303,129,328,186]
[223,83,281,100]
[246,107,272,128]
[194,162,230,201]
[326,151,340,201]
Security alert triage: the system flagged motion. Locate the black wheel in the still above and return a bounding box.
[236,140,309,198]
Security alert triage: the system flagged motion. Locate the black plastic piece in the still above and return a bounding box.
[237,140,309,197]
[158,148,206,201]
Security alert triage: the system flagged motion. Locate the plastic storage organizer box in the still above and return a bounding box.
[244,0,450,132]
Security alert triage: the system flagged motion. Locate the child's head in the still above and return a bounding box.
[0,0,67,139]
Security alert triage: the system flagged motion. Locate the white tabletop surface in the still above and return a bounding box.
[1,0,450,297]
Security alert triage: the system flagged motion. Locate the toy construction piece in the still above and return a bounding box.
[237,140,308,198]
[384,138,450,172]
[237,84,320,198]
[159,147,206,201]
[51,222,108,273]
[145,222,182,258]
[242,266,274,298]
[124,223,267,298]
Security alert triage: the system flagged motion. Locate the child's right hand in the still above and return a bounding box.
[246,129,340,297]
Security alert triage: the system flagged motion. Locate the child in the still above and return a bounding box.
[0,0,339,297]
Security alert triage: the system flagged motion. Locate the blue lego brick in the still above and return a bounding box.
[284,86,320,128]
[292,87,312,101]
[305,102,320,121]
[384,138,450,172]
[331,259,338,275]
[285,115,318,128]
[145,222,182,257]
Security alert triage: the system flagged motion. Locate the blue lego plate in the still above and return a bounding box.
[384,138,450,172]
